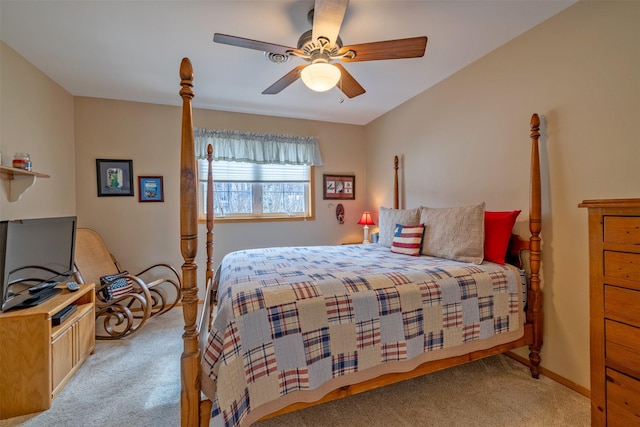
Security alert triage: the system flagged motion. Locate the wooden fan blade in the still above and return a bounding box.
[312,0,349,47]
[334,64,365,98]
[262,65,307,95]
[213,33,303,56]
[338,36,428,62]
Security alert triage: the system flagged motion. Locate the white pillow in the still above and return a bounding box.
[419,202,485,264]
[377,207,421,247]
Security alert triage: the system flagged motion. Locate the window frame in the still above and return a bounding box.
[197,164,316,223]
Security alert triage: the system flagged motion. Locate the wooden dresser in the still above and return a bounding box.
[580,199,640,426]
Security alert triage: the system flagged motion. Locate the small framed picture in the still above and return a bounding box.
[323,174,355,200]
[96,159,134,197]
[138,176,164,202]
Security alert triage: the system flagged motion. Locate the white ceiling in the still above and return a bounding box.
[0,0,575,126]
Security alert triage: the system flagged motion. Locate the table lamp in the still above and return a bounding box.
[357,211,375,244]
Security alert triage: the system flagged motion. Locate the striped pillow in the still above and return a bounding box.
[391,224,425,256]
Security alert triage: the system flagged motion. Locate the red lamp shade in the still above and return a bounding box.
[357,212,375,226]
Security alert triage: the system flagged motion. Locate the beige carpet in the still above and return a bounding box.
[1,308,590,426]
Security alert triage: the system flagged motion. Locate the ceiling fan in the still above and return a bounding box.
[213,0,428,99]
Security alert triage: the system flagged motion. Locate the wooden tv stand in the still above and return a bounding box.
[0,283,95,420]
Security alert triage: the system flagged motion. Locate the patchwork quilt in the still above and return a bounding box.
[201,244,523,427]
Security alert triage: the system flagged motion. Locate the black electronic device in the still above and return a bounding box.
[28,281,58,294]
[6,287,62,311]
[0,216,77,312]
[66,281,80,292]
[51,304,77,326]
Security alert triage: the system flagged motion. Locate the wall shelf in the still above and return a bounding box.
[0,165,50,202]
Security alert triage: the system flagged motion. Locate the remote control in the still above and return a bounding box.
[66,281,80,292]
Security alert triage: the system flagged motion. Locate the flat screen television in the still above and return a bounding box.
[0,216,77,311]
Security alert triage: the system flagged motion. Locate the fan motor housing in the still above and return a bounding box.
[297,29,342,56]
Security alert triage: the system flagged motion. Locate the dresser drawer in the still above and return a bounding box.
[605,251,640,282]
[605,286,640,328]
[606,320,640,373]
[605,216,640,245]
[606,368,640,426]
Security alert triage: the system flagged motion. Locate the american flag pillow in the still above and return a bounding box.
[99,271,134,300]
[391,223,425,256]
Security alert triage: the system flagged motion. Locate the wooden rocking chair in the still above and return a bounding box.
[73,228,182,339]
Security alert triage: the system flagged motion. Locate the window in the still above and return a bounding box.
[198,160,314,221]
[194,128,322,222]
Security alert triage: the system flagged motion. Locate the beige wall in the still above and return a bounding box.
[74,97,367,288]
[0,42,76,219]
[365,1,640,391]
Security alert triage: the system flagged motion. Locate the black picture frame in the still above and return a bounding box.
[96,159,134,197]
[323,174,355,200]
[138,176,164,202]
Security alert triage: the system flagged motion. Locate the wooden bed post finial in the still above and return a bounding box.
[180,58,194,98]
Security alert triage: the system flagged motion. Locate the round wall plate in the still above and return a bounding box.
[336,203,345,224]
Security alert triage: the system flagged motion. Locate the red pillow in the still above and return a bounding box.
[484,211,521,264]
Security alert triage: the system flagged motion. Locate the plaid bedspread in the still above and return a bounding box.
[202,244,523,427]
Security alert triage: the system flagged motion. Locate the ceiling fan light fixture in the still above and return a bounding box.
[300,62,340,92]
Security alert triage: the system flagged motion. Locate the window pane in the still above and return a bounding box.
[262,183,306,214]
[213,182,252,215]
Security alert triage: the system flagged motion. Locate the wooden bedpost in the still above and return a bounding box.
[393,155,399,209]
[206,144,214,290]
[527,113,543,379]
[179,57,201,427]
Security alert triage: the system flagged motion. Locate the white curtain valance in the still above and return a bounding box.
[194,128,323,166]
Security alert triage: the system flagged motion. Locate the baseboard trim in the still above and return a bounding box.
[505,351,590,399]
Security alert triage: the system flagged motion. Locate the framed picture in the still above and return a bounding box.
[323,174,355,200]
[138,176,164,202]
[96,159,134,197]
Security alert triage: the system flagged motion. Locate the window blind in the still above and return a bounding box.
[198,160,309,182]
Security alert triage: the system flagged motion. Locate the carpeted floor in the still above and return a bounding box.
[1,308,590,427]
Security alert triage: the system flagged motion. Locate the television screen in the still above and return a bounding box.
[0,216,77,311]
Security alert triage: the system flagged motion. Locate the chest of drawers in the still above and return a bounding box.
[580,199,640,426]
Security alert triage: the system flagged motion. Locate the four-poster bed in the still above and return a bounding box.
[178,58,543,427]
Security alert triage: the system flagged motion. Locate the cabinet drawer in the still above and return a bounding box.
[606,320,640,373]
[606,368,640,426]
[605,286,640,328]
[605,216,640,245]
[605,251,640,282]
